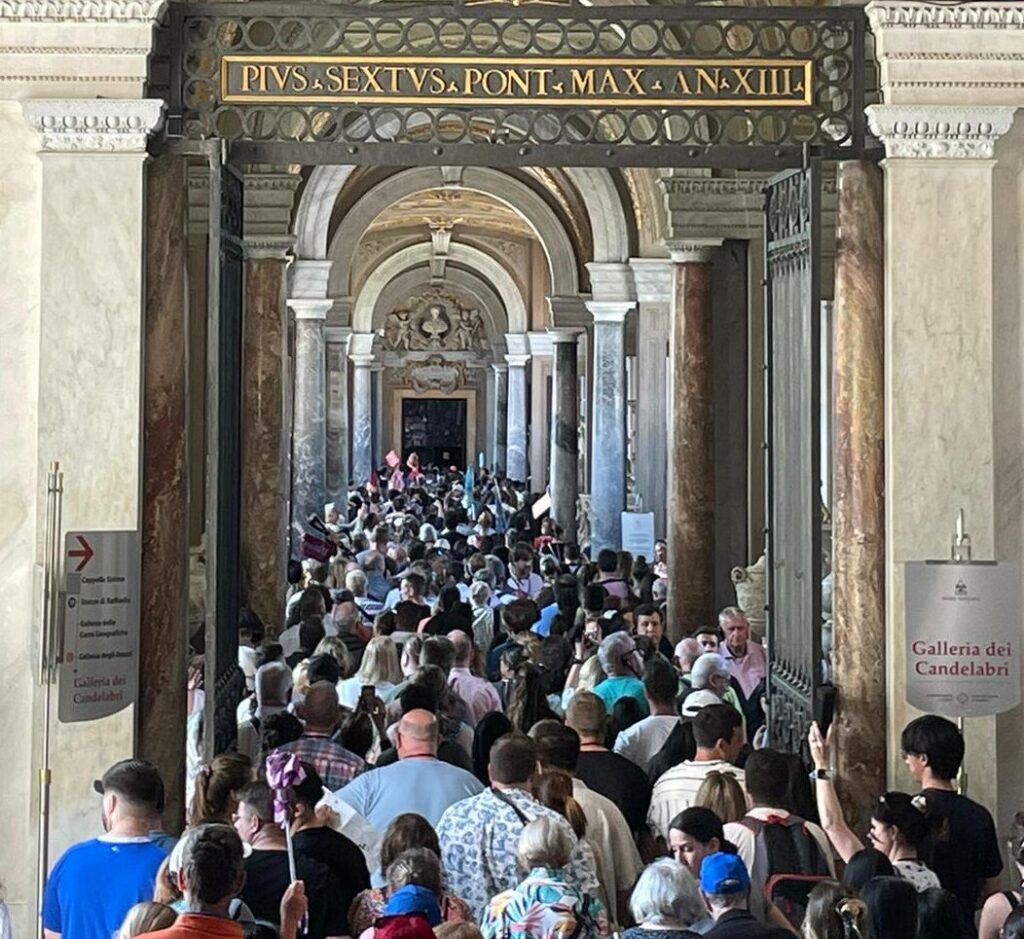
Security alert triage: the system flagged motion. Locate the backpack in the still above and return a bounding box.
[739,814,831,928]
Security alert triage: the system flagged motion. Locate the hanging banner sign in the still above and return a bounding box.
[221,56,814,108]
[905,561,1021,718]
[59,530,141,723]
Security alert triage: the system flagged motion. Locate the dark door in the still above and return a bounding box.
[763,164,830,757]
[402,398,467,470]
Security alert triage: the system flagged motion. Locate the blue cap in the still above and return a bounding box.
[383,885,442,926]
[699,852,751,895]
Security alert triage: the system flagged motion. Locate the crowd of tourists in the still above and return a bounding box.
[37,466,1020,939]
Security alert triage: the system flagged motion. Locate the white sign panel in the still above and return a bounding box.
[59,530,141,723]
[905,561,1021,718]
[621,512,656,560]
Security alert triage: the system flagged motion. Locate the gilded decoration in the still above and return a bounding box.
[382,290,485,353]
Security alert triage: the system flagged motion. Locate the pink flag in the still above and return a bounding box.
[385,450,400,468]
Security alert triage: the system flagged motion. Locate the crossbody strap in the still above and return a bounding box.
[490,787,531,825]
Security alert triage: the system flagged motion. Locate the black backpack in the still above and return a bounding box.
[739,814,831,928]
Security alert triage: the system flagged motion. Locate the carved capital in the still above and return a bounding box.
[867,1,1024,30]
[866,104,1015,159]
[505,353,531,369]
[288,259,333,299]
[0,0,165,20]
[586,300,635,324]
[288,299,331,321]
[666,238,724,265]
[243,235,295,261]
[22,98,163,152]
[628,259,673,303]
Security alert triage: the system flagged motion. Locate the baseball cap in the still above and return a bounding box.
[93,758,164,811]
[681,689,722,718]
[700,852,750,895]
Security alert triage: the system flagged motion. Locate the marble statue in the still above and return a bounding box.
[731,554,766,639]
[454,307,483,350]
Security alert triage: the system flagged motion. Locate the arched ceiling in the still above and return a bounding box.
[365,189,535,240]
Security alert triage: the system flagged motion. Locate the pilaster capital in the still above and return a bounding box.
[506,353,531,369]
[492,362,509,376]
[666,239,724,265]
[505,332,531,357]
[288,259,333,299]
[547,295,591,328]
[661,173,765,241]
[628,259,673,303]
[348,331,376,359]
[585,262,636,303]
[350,353,376,368]
[244,171,302,245]
[243,235,295,261]
[22,98,163,153]
[866,104,1015,159]
[324,325,352,346]
[548,328,583,345]
[586,300,635,324]
[288,299,332,321]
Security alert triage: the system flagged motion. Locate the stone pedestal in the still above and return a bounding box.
[241,242,291,630]
[667,244,718,640]
[351,351,375,485]
[325,327,351,497]
[549,329,581,537]
[506,354,530,482]
[492,363,508,473]
[288,299,330,547]
[588,302,633,554]
[140,153,189,830]
[832,160,886,826]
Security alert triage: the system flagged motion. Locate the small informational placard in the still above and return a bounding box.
[59,531,141,723]
[531,493,552,520]
[621,512,656,560]
[905,561,1021,718]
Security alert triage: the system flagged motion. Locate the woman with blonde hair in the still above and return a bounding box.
[694,770,748,824]
[314,636,355,680]
[119,901,177,939]
[338,636,401,709]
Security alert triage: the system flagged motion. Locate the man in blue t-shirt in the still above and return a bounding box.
[43,759,170,939]
[592,631,649,717]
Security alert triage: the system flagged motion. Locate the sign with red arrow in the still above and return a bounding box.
[67,534,94,572]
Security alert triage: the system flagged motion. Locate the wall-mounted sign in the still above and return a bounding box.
[59,530,141,723]
[905,561,1021,718]
[222,56,813,108]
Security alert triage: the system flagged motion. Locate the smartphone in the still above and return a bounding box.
[358,684,377,711]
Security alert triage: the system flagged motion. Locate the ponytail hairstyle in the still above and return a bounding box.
[531,770,587,839]
[801,881,867,939]
[188,751,253,825]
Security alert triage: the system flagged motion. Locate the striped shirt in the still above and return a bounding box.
[647,760,746,842]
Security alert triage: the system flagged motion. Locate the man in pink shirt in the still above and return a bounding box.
[446,629,501,725]
[718,607,766,701]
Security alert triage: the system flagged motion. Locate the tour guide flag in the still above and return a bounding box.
[265,750,306,883]
[904,561,1021,718]
[463,465,475,511]
[385,450,400,469]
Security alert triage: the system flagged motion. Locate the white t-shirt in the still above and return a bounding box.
[505,572,545,598]
[614,715,680,772]
[648,760,747,842]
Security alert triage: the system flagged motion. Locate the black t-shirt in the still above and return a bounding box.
[292,826,371,936]
[705,910,792,939]
[576,749,652,835]
[924,788,1003,928]
[242,849,329,939]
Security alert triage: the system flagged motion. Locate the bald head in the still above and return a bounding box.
[447,630,473,667]
[300,681,340,732]
[675,637,702,673]
[396,709,439,759]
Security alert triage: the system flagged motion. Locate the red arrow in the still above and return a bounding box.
[68,535,94,572]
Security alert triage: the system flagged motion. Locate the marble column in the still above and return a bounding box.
[240,239,291,631]
[288,299,330,548]
[139,153,189,830]
[549,329,581,537]
[372,365,385,463]
[325,328,351,497]
[492,363,508,473]
[351,352,375,485]
[667,243,719,641]
[506,354,530,483]
[588,302,633,554]
[832,160,886,826]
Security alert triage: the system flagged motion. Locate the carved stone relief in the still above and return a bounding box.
[382,288,486,353]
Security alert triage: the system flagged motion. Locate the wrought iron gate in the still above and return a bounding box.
[763,165,828,756]
[203,157,245,759]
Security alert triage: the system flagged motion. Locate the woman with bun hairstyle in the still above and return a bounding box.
[809,722,941,890]
[800,881,868,939]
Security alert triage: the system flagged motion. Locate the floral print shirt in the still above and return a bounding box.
[481,868,607,939]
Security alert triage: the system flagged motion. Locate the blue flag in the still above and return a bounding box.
[463,465,475,513]
[493,486,507,535]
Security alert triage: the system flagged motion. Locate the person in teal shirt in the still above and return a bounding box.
[592,632,650,717]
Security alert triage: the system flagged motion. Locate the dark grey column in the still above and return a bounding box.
[325,326,350,498]
[350,352,374,485]
[506,353,530,483]
[548,329,581,538]
[492,363,508,473]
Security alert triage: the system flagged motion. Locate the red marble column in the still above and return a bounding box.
[667,245,717,641]
[139,154,189,831]
[241,247,291,631]
[833,161,886,822]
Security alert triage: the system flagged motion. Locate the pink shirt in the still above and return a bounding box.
[721,640,767,699]
[448,667,502,725]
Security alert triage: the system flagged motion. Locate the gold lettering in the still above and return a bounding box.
[506,68,530,97]
[290,64,308,92]
[240,64,261,93]
[695,67,719,95]
[406,67,427,93]
[673,70,693,95]
[463,67,483,95]
[732,67,755,95]
[623,67,645,96]
[597,68,620,95]
[382,66,403,93]
[533,67,552,96]
[780,67,794,97]
[428,67,447,95]
[768,68,780,97]
[482,68,507,96]
[571,68,595,96]
[360,65,383,94]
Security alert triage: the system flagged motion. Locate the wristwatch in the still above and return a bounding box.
[809,768,831,780]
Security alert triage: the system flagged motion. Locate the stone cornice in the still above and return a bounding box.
[22,98,163,152]
[660,178,766,196]
[867,2,1024,30]
[866,104,1015,159]
[0,0,164,20]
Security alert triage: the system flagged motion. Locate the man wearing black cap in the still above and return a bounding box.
[43,760,170,939]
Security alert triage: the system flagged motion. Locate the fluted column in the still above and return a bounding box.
[350,349,375,485]
[288,298,330,548]
[549,329,581,537]
[492,363,508,473]
[667,241,720,640]
[325,327,351,498]
[506,353,530,483]
[588,301,633,554]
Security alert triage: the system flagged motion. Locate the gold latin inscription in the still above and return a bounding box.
[221,56,814,107]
